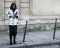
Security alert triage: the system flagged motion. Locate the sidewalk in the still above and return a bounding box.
[0,30,60,48]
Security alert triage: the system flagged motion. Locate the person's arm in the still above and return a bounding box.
[6,9,12,19]
[14,10,20,18]
[6,10,15,19]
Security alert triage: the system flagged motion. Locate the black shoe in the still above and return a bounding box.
[10,40,12,45]
[10,43,12,45]
[13,36,16,44]
[14,41,16,44]
[59,44,60,46]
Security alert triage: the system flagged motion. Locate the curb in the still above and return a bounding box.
[10,40,60,48]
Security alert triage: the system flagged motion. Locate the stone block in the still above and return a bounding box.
[21,0,29,2]
[5,8,9,19]
[0,0,4,20]
[32,0,53,15]
[0,25,5,31]
[18,20,27,25]
[29,19,56,24]
[30,0,60,15]
[29,16,60,20]
[5,0,15,1]
[54,0,60,13]
[0,4,2,15]
[20,15,29,20]
[16,0,20,10]
[5,8,9,13]
[5,2,15,7]
[4,20,8,25]
[21,3,29,7]
[21,8,30,15]
[0,21,4,25]
[0,15,4,20]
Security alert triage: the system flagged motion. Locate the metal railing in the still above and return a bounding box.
[23,21,28,42]
[53,19,57,39]
[22,19,59,42]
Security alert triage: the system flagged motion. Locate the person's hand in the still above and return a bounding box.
[14,15,16,17]
[11,16,15,18]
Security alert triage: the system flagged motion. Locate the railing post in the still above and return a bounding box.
[53,19,57,39]
[23,21,28,42]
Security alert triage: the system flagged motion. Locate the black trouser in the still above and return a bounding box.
[9,25,17,44]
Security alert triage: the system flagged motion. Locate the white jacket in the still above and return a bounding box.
[6,8,20,25]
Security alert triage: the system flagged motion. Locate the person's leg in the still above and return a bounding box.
[13,34,16,44]
[10,34,12,45]
[9,25,13,45]
[13,25,17,44]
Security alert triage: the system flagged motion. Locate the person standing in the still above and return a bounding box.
[6,3,20,45]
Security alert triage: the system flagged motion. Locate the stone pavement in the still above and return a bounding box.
[0,30,60,48]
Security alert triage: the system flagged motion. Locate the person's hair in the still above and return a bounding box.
[10,3,17,12]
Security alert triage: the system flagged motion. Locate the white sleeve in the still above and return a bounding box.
[6,9,11,19]
[17,10,20,18]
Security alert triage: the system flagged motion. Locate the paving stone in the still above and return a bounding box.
[0,30,60,48]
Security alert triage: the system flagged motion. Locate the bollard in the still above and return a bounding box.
[53,19,57,39]
[23,21,28,42]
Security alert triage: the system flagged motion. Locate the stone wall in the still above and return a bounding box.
[0,0,60,33]
[0,0,60,25]
[29,0,60,24]
[0,0,4,25]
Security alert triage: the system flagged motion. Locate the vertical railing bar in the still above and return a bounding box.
[53,19,57,39]
[23,20,28,42]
